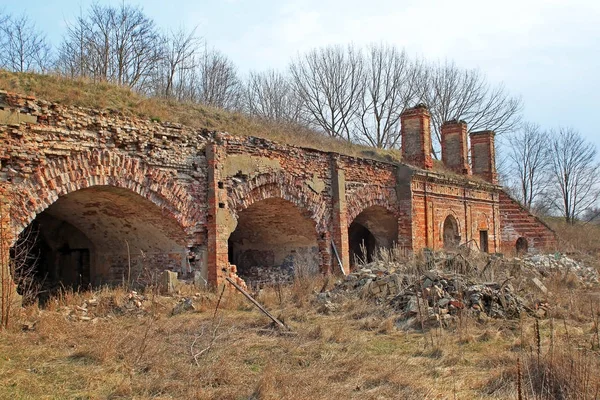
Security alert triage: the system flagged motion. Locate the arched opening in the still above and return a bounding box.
[443,215,460,249]
[11,186,188,300]
[228,198,319,286]
[516,237,528,255]
[348,206,398,267]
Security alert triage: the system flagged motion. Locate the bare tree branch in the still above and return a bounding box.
[418,60,522,157]
[242,69,301,123]
[548,127,600,224]
[290,44,365,141]
[0,13,52,73]
[56,4,162,90]
[197,48,241,110]
[356,44,419,148]
[504,122,551,210]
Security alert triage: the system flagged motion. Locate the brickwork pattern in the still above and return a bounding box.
[401,105,433,170]
[0,91,556,288]
[441,121,471,175]
[499,191,557,253]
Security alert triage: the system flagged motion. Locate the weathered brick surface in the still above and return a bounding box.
[0,92,556,289]
[441,120,470,175]
[401,105,433,170]
[499,192,557,253]
[410,173,500,252]
[470,131,498,184]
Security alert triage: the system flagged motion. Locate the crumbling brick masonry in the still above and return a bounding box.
[0,93,556,289]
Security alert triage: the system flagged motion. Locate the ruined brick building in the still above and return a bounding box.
[0,92,555,289]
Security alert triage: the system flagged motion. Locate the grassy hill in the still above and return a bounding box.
[0,70,401,162]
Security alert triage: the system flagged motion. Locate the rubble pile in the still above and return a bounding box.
[58,291,150,322]
[324,252,600,329]
[520,254,599,286]
[335,265,528,327]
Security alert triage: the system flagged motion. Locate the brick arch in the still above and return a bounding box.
[439,210,463,242]
[227,172,329,233]
[346,186,398,224]
[10,150,201,238]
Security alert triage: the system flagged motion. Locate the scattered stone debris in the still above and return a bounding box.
[323,252,599,330]
[172,298,195,315]
[520,254,599,286]
[334,266,528,328]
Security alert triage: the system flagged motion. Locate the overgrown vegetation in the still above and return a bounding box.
[1,233,599,398]
[0,70,401,162]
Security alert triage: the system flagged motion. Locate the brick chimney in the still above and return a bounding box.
[469,130,497,184]
[401,104,433,170]
[441,120,471,175]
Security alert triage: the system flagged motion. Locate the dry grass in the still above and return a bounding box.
[0,70,402,163]
[1,263,599,400]
[548,219,600,256]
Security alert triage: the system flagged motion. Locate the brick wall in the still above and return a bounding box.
[499,191,556,253]
[410,173,500,252]
[0,91,555,290]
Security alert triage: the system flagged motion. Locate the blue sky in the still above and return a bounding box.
[5,0,600,149]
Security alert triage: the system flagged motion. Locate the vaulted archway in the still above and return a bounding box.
[348,206,398,266]
[12,186,189,298]
[443,215,460,249]
[7,151,202,298]
[227,197,319,286]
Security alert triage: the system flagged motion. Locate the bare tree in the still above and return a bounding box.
[290,44,365,141]
[356,44,419,148]
[147,27,201,100]
[57,4,162,90]
[242,69,301,123]
[0,13,52,73]
[505,122,551,210]
[548,127,600,224]
[419,61,522,157]
[197,48,241,110]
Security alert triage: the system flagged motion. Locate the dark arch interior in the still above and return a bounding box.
[443,215,460,249]
[227,198,319,286]
[516,237,528,255]
[348,206,398,267]
[11,186,188,300]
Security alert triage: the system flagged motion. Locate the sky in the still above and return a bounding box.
[5,0,600,149]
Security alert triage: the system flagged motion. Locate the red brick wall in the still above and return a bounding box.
[441,121,470,175]
[0,92,556,289]
[410,175,500,252]
[499,191,556,253]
